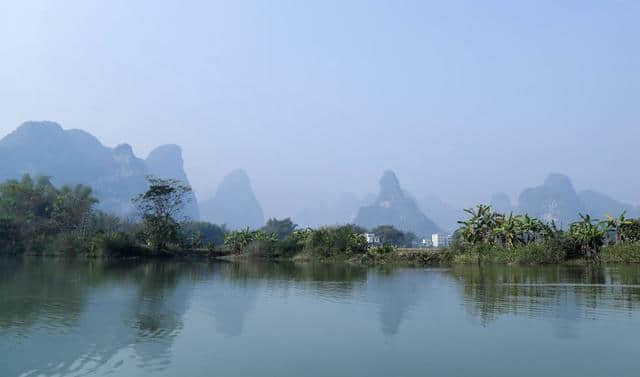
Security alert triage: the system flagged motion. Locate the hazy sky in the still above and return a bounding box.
[1,0,639,218]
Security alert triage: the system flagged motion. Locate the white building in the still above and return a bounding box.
[431,233,451,248]
[364,233,380,245]
[420,238,433,248]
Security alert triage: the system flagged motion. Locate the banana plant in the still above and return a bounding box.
[493,212,522,248]
[605,212,633,244]
[569,214,610,259]
[457,204,502,245]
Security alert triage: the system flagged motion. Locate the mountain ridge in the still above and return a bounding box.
[0,121,199,219]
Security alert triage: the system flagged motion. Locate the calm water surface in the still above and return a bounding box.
[2,258,640,377]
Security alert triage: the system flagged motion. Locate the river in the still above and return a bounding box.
[1,258,639,376]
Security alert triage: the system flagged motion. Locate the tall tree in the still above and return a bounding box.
[133,176,192,251]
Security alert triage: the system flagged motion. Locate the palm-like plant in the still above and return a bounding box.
[569,214,609,259]
[458,205,502,245]
[493,212,522,249]
[518,214,546,243]
[605,212,633,244]
[224,227,253,253]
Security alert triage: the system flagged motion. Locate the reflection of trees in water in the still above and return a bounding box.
[257,262,368,302]
[449,264,640,329]
[128,263,204,369]
[0,259,210,376]
[0,258,86,330]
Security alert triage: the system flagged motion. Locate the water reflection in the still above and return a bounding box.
[2,259,640,376]
[197,262,368,336]
[0,259,202,376]
[364,268,422,336]
[449,264,640,327]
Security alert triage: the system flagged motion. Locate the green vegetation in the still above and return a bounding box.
[0,174,98,255]
[452,205,640,264]
[132,176,192,251]
[0,175,373,260]
[371,225,417,247]
[0,174,215,257]
[1,174,640,265]
[223,223,369,260]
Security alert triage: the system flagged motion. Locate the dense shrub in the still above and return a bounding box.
[601,242,640,264]
[181,221,226,249]
[452,241,566,265]
[305,225,368,258]
[515,242,566,265]
[90,232,146,258]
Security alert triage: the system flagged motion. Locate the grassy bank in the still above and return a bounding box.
[444,242,640,265]
[350,247,452,266]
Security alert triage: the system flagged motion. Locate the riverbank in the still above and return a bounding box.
[211,242,640,266]
[14,243,640,267]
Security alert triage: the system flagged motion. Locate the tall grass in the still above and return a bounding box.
[452,242,566,265]
[600,243,640,263]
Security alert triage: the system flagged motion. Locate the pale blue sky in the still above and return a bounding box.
[1,0,638,217]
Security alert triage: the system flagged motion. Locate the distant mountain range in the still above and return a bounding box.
[516,173,639,227]
[418,174,640,232]
[1,122,637,231]
[0,121,199,219]
[355,171,441,237]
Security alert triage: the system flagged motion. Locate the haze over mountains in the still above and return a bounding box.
[517,173,639,227]
[0,121,199,219]
[354,171,441,236]
[199,169,264,230]
[0,122,637,233]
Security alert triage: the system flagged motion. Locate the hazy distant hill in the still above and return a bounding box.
[419,194,462,234]
[295,192,366,228]
[490,192,514,214]
[355,171,441,236]
[578,190,639,219]
[0,121,199,219]
[518,173,584,227]
[516,173,639,227]
[200,169,264,230]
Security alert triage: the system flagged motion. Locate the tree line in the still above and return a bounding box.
[1,174,639,264]
[0,174,410,258]
[453,204,640,263]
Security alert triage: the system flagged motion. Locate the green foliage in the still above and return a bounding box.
[261,218,297,240]
[452,242,566,265]
[2,173,640,266]
[180,221,227,249]
[371,225,416,247]
[619,219,640,243]
[457,205,551,249]
[51,184,98,235]
[133,176,192,251]
[0,218,20,253]
[455,204,620,262]
[568,214,609,259]
[600,242,640,264]
[224,228,277,254]
[305,225,368,258]
[515,242,566,265]
[90,232,145,258]
[0,174,99,254]
[371,244,396,255]
[221,225,369,259]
